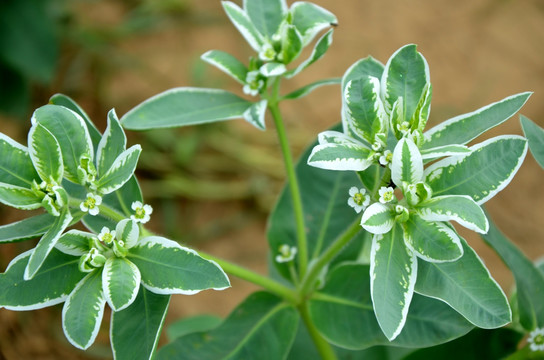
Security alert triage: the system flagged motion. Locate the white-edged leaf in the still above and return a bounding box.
[307,142,373,171]
[281,78,340,100]
[420,144,471,161]
[102,257,141,311]
[423,92,532,149]
[0,182,42,210]
[416,238,511,328]
[285,29,333,78]
[417,195,488,233]
[425,135,528,205]
[96,109,126,177]
[259,62,287,77]
[361,203,395,235]
[244,0,286,38]
[370,224,417,340]
[391,137,423,186]
[520,114,544,169]
[115,219,139,249]
[243,99,267,130]
[342,56,385,94]
[24,208,72,280]
[222,1,263,52]
[127,236,230,295]
[403,215,463,263]
[95,145,141,195]
[290,1,337,46]
[281,24,303,64]
[317,130,366,146]
[0,133,38,187]
[413,83,432,131]
[28,123,63,184]
[0,213,55,244]
[201,50,248,84]
[55,230,94,256]
[62,271,106,350]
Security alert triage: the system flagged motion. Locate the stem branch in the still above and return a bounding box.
[299,303,338,360]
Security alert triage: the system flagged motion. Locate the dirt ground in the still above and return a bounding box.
[1,0,544,358]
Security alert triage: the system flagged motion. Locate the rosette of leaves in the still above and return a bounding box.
[121,0,339,131]
[306,45,531,341]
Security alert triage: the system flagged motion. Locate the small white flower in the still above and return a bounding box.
[528,328,544,352]
[243,71,264,97]
[275,244,297,263]
[98,227,116,245]
[259,42,276,61]
[378,186,395,204]
[379,150,393,166]
[80,193,102,216]
[347,187,370,213]
[131,201,153,224]
[397,121,411,135]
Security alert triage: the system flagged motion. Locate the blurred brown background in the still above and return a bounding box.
[0,0,543,358]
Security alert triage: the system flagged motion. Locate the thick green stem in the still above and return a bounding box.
[268,78,309,279]
[299,303,338,360]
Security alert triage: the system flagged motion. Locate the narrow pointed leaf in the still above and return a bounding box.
[244,0,286,37]
[281,24,303,64]
[412,83,432,131]
[55,230,93,256]
[361,203,395,235]
[281,78,340,100]
[0,133,38,187]
[0,182,42,209]
[62,271,106,350]
[425,135,528,204]
[111,286,170,360]
[222,1,263,52]
[24,208,72,280]
[481,214,544,330]
[291,1,337,45]
[423,92,531,149]
[28,123,63,184]
[308,142,373,171]
[128,236,230,295]
[416,238,511,328]
[201,50,248,84]
[403,215,463,262]
[391,137,423,186]
[95,145,141,194]
[420,144,471,161]
[285,29,333,78]
[370,224,417,340]
[417,195,488,233]
[156,292,299,360]
[242,99,267,130]
[103,257,141,311]
[96,109,126,177]
[0,213,54,243]
[121,88,253,130]
[259,62,286,77]
[0,248,85,310]
[520,115,544,169]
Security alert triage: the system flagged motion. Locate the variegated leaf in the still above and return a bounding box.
[243,99,267,130]
[307,142,373,171]
[222,1,263,52]
[412,83,432,131]
[281,78,340,100]
[370,224,417,340]
[520,115,544,169]
[102,257,141,311]
[285,29,333,78]
[0,133,38,187]
[361,202,395,235]
[417,195,488,233]
[55,230,94,256]
[62,271,106,350]
[95,145,141,195]
[423,92,532,149]
[201,50,248,84]
[290,1,337,46]
[425,135,528,204]
[281,24,303,64]
[127,236,230,295]
[0,182,42,210]
[420,144,471,161]
[96,109,126,177]
[391,137,423,186]
[116,219,139,249]
[28,123,63,184]
[244,0,286,38]
[259,62,287,77]
[403,215,463,263]
[0,213,55,244]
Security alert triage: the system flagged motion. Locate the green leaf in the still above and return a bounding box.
[121,88,253,130]
[425,135,528,204]
[222,1,264,52]
[481,214,544,330]
[28,123,63,184]
[281,24,303,64]
[0,213,54,243]
[24,208,72,280]
[102,257,141,311]
[371,224,417,340]
[412,83,432,131]
[32,104,94,183]
[96,109,127,177]
[391,137,423,186]
[244,0,286,38]
[381,44,430,124]
[62,271,106,350]
[48,93,102,147]
[243,99,267,130]
[285,29,333,78]
[423,92,532,149]
[259,62,287,77]
[167,314,222,341]
[201,50,248,84]
[342,57,384,93]
[309,263,473,350]
[156,292,299,360]
[0,182,42,210]
[415,238,512,328]
[308,134,373,171]
[520,115,544,169]
[281,78,340,100]
[128,236,230,295]
[0,133,39,187]
[95,145,141,195]
[0,248,84,310]
[111,286,170,360]
[290,1,337,46]
[417,195,488,233]
[361,203,395,235]
[55,230,93,256]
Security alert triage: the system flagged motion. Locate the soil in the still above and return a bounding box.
[1,0,544,358]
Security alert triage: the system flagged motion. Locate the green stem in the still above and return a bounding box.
[68,198,126,222]
[267,78,309,279]
[298,303,338,360]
